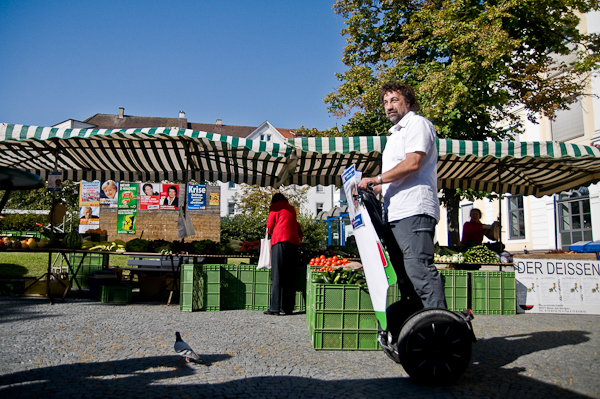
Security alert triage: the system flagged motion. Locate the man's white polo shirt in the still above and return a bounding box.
[382,111,440,222]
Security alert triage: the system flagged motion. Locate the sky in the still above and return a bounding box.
[0,0,350,131]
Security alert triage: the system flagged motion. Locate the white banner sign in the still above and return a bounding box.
[515,258,600,314]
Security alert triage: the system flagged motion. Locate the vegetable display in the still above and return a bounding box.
[463,245,500,264]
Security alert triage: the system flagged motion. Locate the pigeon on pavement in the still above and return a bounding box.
[174,331,202,363]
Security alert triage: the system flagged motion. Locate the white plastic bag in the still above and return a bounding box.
[257,230,271,270]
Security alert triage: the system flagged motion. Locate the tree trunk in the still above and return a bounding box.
[444,188,461,247]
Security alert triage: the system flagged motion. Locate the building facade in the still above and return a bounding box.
[436,10,600,253]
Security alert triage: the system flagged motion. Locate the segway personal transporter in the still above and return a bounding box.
[342,166,476,385]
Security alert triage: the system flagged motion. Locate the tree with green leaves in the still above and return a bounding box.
[232,184,310,217]
[222,184,327,248]
[328,0,600,140]
[323,0,600,245]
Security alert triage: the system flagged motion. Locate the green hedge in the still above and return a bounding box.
[0,213,47,233]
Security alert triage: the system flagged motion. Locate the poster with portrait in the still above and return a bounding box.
[118,182,138,209]
[117,209,137,234]
[78,205,100,234]
[342,164,364,229]
[47,172,62,192]
[187,184,207,210]
[100,180,119,208]
[79,180,101,206]
[160,184,180,210]
[139,182,160,210]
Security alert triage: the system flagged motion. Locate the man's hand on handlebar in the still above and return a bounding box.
[358,177,382,195]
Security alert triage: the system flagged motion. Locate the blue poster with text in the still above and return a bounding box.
[187,184,207,210]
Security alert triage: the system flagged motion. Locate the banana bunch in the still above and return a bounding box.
[81,239,126,252]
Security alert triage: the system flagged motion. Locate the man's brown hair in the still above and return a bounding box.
[379,81,420,112]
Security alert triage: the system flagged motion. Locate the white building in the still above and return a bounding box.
[437,10,600,253]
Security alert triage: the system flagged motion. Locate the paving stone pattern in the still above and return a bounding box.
[0,297,599,398]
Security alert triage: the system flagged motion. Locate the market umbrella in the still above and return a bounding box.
[0,123,293,186]
[0,166,45,212]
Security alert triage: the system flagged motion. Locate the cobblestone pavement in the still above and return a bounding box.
[0,297,598,399]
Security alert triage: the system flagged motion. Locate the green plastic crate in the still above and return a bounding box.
[295,290,306,312]
[202,264,222,311]
[470,271,516,315]
[439,269,469,312]
[100,284,132,303]
[311,284,373,311]
[309,329,379,350]
[221,265,246,310]
[68,253,108,289]
[309,310,378,330]
[180,264,204,312]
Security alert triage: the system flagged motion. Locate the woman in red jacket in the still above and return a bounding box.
[264,193,303,315]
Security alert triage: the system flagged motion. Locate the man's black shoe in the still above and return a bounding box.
[263,310,280,315]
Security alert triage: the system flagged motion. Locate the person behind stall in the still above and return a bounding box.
[264,193,303,316]
[461,208,489,248]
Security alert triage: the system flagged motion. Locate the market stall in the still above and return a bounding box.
[2,124,600,314]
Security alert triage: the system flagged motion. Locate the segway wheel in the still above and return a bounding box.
[398,309,472,386]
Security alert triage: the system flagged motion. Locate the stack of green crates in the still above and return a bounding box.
[69,253,108,289]
[306,269,398,351]
[439,269,469,312]
[180,264,306,312]
[469,271,516,315]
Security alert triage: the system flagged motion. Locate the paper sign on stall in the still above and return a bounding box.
[516,258,600,314]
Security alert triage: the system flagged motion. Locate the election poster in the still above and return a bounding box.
[78,205,100,234]
[100,180,119,208]
[139,182,160,210]
[79,180,101,206]
[47,172,62,192]
[516,258,600,314]
[160,184,180,210]
[118,182,138,209]
[117,209,136,234]
[188,184,207,210]
[342,164,364,229]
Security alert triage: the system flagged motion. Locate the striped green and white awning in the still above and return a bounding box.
[287,137,600,197]
[286,136,387,186]
[2,123,599,197]
[437,139,600,197]
[0,123,293,186]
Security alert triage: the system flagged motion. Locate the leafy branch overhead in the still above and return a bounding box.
[326,0,600,140]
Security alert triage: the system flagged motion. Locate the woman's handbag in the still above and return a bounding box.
[257,230,271,270]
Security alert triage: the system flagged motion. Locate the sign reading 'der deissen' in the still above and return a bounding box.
[516,258,600,314]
